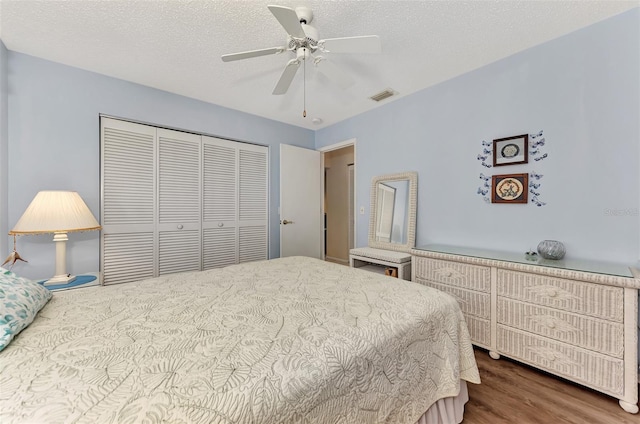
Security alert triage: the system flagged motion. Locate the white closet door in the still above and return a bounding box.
[202,137,238,269]
[202,136,268,268]
[238,144,268,263]
[101,118,157,285]
[102,119,269,282]
[157,128,202,275]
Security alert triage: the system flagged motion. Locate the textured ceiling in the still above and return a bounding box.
[0,0,637,130]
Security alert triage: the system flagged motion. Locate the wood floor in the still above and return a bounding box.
[464,348,639,424]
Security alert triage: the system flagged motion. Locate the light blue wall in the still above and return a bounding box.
[317,8,640,264]
[0,40,7,259]
[7,52,314,279]
[3,9,639,277]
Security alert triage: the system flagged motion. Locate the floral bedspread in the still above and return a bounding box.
[0,256,479,423]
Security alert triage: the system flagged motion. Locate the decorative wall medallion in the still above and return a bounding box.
[491,173,528,203]
[476,129,548,206]
[501,143,520,158]
[493,134,528,166]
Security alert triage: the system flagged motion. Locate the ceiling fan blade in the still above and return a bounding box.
[268,5,306,39]
[273,59,300,95]
[221,46,285,62]
[320,35,381,54]
[314,56,354,89]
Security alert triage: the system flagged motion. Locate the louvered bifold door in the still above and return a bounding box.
[238,143,269,263]
[157,129,202,275]
[101,118,157,285]
[202,136,238,269]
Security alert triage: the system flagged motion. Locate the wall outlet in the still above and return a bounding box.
[359,207,365,215]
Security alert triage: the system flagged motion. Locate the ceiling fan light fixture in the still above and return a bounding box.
[297,47,310,61]
[221,5,381,96]
[369,88,397,102]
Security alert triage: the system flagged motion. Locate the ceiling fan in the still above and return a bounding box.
[221,5,381,95]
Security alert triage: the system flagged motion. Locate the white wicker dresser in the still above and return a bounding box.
[411,244,640,414]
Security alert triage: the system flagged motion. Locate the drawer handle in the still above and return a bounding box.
[529,315,579,334]
[434,267,464,280]
[528,346,579,368]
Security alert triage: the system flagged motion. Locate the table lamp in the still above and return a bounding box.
[9,191,101,285]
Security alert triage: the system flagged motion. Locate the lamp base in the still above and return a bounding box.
[43,274,77,286]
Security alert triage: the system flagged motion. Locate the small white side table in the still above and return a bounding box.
[349,247,412,281]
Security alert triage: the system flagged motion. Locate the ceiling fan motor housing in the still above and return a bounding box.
[294,6,318,48]
[295,7,313,24]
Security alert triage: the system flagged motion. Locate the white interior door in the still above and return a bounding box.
[348,164,355,250]
[280,144,322,258]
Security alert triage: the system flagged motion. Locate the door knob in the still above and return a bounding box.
[282,219,294,225]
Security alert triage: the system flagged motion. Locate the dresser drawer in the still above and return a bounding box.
[413,257,490,293]
[415,279,490,320]
[497,297,624,358]
[497,270,624,322]
[497,326,624,397]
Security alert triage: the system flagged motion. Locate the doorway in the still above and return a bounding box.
[321,142,355,264]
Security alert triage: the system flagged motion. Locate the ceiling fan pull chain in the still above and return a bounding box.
[303,49,307,117]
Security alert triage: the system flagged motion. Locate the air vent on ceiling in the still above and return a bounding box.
[369,88,396,102]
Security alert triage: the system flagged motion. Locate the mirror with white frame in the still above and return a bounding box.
[368,171,418,252]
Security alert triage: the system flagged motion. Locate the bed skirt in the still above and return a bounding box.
[415,381,469,424]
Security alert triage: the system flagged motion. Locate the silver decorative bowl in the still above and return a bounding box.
[537,240,566,260]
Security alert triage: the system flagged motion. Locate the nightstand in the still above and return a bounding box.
[38,272,102,292]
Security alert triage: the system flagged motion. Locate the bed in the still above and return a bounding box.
[0,256,480,423]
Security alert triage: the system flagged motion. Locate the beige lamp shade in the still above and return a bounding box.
[10,191,101,235]
[10,191,101,285]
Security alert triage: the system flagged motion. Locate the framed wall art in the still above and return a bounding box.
[493,134,528,166]
[491,173,528,204]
